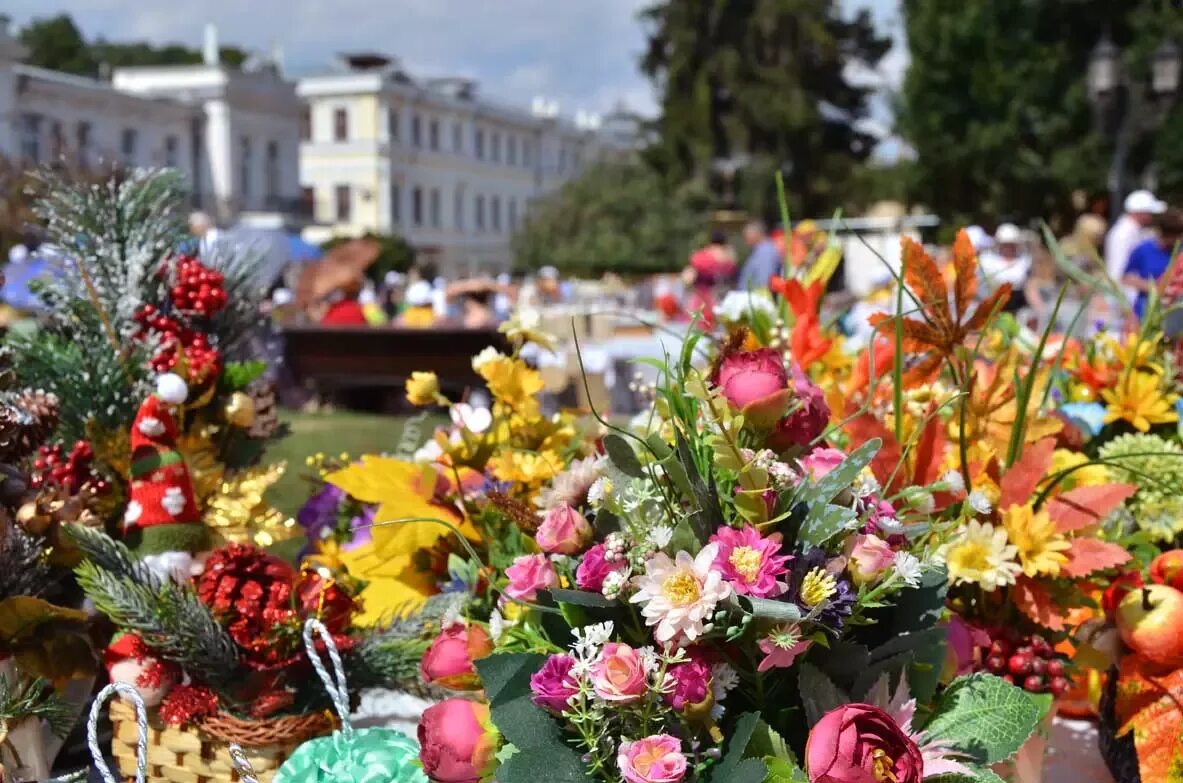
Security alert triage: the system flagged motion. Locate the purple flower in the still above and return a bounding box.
[296,484,346,542]
[530,654,579,713]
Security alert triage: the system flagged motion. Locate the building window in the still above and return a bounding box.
[76,121,92,167]
[453,188,464,231]
[300,107,311,141]
[164,135,179,168]
[265,140,280,201]
[474,128,485,160]
[333,108,348,141]
[508,198,518,230]
[411,115,422,147]
[19,114,41,162]
[301,186,315,216]
[475,194,485,231]
[428,119,439,151]
[507,135,517,166]
[239,136,251,197]
[491,132,501,163]
[558,146,567,174]
[523,139,532,166]
[335,185,351,221]
[429,188,441,228]
[412,186,423,226]
[451,122,462,153]
[121,128,138,164]
[491,196,501,232]
[388,109,399,141]
[391,183,401,226]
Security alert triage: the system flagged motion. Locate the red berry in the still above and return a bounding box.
[1050,677,1070,697]
[1030,658,1047,676]
[986,656,1007,673]
[1016,645,1033,656]
[1031,636,1051,657]
[1047,659,1065,677]
[1023,675,1045,692]
[1008,655,1032,675]
[1002,674,1016,685]
[990,640,1010,656]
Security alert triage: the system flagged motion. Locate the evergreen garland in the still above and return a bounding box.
[0,675,75,739]
[348,591,465,696]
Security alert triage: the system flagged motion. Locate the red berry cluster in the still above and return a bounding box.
[31,440,110,495]
[169,256,227,316]
[983,633,1069,696]
[133,304,222,383]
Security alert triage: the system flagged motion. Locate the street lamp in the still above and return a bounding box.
[1088,34,1181,223]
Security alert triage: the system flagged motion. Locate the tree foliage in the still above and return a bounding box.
[639,0,891,220]
[323,232,416,282]
[898,0,1183,228]
[512,160,710,277]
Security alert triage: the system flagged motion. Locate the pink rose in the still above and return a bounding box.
[805,703,923,783]
[535,503,592,555]
[772,366,831,449]
[843,534,896,586]
[591,642,648,703]
[576,543,627,592]
[712,348,793,426]
[420,623,493,691]
[800,447,845,481]
[664,655,712,711]
[529,654,580,713]
[418,698,498,783]
[618,734,688,783]
[504,554,557,601]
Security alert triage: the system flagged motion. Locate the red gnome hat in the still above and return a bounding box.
[123,374,209,556]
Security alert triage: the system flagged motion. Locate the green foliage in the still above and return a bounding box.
[797,662,850,726]
[639,0,891,218]
[323,232,415,282]
[0,675,76,738]
[512,160,710,276]
[709,712,767,783]
[921,673,1044,765]
[349,592,464,695]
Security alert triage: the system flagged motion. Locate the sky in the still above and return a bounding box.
[5,0,906,131]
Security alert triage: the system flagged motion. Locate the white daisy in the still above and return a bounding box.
[629,544,732,644]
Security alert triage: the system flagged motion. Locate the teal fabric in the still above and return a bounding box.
[274,727,427,782]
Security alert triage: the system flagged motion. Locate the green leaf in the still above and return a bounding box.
[645,432,674,460]
[888,566,949,634]
[926,766,1008,783]
[865,627,948,706]
[798,662,850,726]
[803,438,881,504]
[710,712,767,783]
[735,594,803,625]
[474,653,587,783]
[604,433,646,478]
[764,757,810,783]
[221,360,267,390]
[548,588,618,609]
[798,504,858,548]
[922,674,1044,765]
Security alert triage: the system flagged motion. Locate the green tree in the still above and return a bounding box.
[898,0,1183,228]
[323,232,416,282]
[512,160,711,276]
[19,15,97,76]
[639,0,891,220]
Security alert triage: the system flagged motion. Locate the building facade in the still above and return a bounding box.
[298,55,608,275]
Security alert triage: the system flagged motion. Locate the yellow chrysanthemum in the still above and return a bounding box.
[937,520,1021,591]
[1047,449,1109,492]
[1002,503,1071,577]
[1114,332,1163,375]
[488,449,563,487]
[478,355,545,408]
[499,308,560,351]
[1102,371,1178,432]
[405,371,440,405]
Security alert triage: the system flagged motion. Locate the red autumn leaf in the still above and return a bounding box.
[1060,538,1132,578]
[998,438,1056,510]
[1047,484,1138,533]
[1012,577,1066,631]
[1115,656,1183,783]
[912,403,948,487]
[843,411,903,495]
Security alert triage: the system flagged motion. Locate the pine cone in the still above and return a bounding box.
[0,390,60,462]
[14,389,59,446]
[245,379,279,439]
[0,406,23,462]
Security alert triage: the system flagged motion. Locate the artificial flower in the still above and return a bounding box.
[800,447,846,481]
[937,520,1021,591]
[535,503,592,555]
[499,307,559,351]
[418,699,498,783]
[1001,504,1070,577]
[844,534,896,586]
[757,625,812,672]
[630,544,732,644]
[420,622,493,691]
[529,654,579,713]
[1102,371,1178,432]
[617,735,688,783]
[805,703,924,783]
[405,371,441,405]
[709,525,791,597]
[575,543,627,593]
[591,642,648,704]
[665,653,713,711]
[536,454,605,510]
[450,403,493,434]
[503,554,557,601]
[1047,449,1109,492]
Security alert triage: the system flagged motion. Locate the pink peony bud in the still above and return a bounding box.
[503,553,558,602]
[535,503,592,555]
[576,543,627,592]
[843,534,896,586]
[418,698,498,783]
[420,622,493,691]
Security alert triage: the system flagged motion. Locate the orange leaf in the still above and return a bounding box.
[998,438,1056,509]
[951,229,979,320]
[912,403,949,486]
[1060,539,1131,578]
[1013,577,1066,630]
[963,283,1012,332]
[901,237,952,332]
[1047,484,1138,533]
[1115,656,1183,783]
[844,413,903,494]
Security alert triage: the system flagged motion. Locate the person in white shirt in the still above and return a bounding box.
[980,223,1032,312]
[1104,190,1166,292]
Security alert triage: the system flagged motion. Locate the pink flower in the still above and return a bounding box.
[576,543,627,592]
[618,734,688,783]
[843,534,896,586]
[805,703,924,783]
[757,625,812,672]
[530,654,579,713]
[710,525,791,597]
[944,616,990,679]
[772,366,831,449]
[535,503,592,555]
[418,698,498,783]
[713,348,789,409]
[664,654,712,711]
[800,447,846,481]
[504,554,557,601]
[629,544,732,644]
[420,623,493,690]
[591,642,648,703]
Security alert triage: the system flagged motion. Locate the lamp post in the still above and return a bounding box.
[1088,34,1181,224]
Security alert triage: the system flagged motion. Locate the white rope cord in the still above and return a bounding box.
[87,683,147,783]
[302,617,353,737]
[227,743,260,783]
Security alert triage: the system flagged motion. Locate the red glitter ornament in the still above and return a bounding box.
[158,685,220,727]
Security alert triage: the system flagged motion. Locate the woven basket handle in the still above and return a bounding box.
[302,618,353,735]
[228,743,260,783]
[88,683,147,783]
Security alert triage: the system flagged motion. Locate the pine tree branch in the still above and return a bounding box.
[0,674,76,738]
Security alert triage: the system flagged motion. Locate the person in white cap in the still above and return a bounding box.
[1105,190,1166,286]
[979,223,1032,312]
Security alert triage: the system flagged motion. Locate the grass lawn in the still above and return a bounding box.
[263,409,433,516]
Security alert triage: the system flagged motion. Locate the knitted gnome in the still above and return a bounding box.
[123,373,210,581]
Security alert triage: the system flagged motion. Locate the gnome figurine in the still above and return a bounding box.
[123,373,210,581]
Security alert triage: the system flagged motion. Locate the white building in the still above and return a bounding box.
[298,54,611,275]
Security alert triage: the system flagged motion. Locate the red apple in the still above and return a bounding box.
[1150,550,1183,591]
[1116,585,1183,663]
[1102,570,1144,621]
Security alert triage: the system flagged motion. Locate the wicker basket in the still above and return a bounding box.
[109,699,332,783]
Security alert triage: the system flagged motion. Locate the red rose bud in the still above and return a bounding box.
[711,348,794,427]
[420,622,493,690]
[418,698,498,783]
